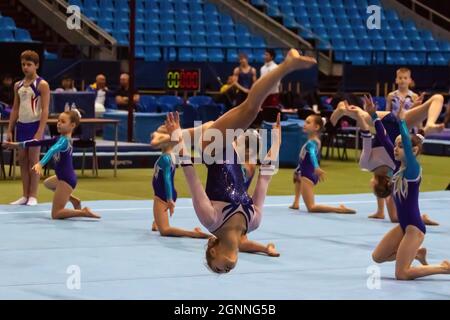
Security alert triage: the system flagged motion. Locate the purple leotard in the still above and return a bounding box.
[294,139,320,185]
[392,120,425,234]
[205,150,255,225]
[21,136,77,189]
[152,153,177,202]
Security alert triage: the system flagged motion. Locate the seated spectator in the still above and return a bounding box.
[216,75,238,111]
[114,73,140,111]
[0,74,14,106]
[87,74,109,116]
[54,75,77,93]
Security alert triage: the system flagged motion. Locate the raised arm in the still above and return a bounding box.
[159,155,174,202]
[20,137,58,149]
[398,119,420,179]
[397,102,420,179]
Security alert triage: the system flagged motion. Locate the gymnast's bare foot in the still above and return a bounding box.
[330,102,346,127]
[369,211,385,220]
[81,207,101,219]
[422,214,439,226]
[267,243,280,257]
[152,221,158,231]
[415,247,428,266]
[423,123,444,136]
[289,203,299,210]
[284,49,317,71]
[338,205,356,214]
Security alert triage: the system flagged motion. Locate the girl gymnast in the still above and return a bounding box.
[3,110,100,220]
[150,125,210,239]
[335,97,438,226]
[371,102,450,280]
[157,49,316,273]
[289,115,356,214]
[164,111,282,273]
[331,94,444,219]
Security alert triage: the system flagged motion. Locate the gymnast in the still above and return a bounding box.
[157,49,316,272]
[331,93,444,220]
[337,97,439,226]
[3,110,100,219]
[289,114,356,214]
[371,102,450,280]
[150,125,210,239]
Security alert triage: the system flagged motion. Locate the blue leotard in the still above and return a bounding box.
[294,139,320,185]
[392,120,425,234]
[21,136,77,189]
[152,153,177,202]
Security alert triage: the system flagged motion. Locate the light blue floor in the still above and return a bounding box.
[1,192,449,300]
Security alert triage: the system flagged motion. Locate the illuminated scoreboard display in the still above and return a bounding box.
[166,69,201,91]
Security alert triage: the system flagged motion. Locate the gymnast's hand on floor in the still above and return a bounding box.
[168,200,175,217]
[32,163,43,176]
[314,167,325,182]
[2,141,19,149]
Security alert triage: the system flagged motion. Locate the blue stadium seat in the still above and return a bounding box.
[157,96,183,113]
[358,39,373,50]
[160,12,175,24]
[98,20,113,33]
[160,23,175,35]
[176,34,191,46]
[135,45,145,58]
[208,48,224,62]
[145,34,159,45]
[192,34,206,46]
[175,23,191,36]
[14,29,32,42]
[0,17,16,30]
[206,24,221,36]
[425,40,440,52]
[192,48,207,61]
[371,39,386,50]
[44,50,58,60]
[251,36,266,49]
[419,30,434,41]
[162,47,177,61]
[224,49,238,63]
[160,2,175,13]
[192,24,206,36]
[331,38,346,50]
[236,35,252,48]
[179,48,193,61]
[386,39,401,50]
[386,52,405,65]
[206,35,222,47]
[222,35,236,47]
[138,95,158,113]
[0,30,14,41]
[405,30,421,41]
[160,34,176,46]
[411,39,427,51]
[204,15,219,26]
[428,53,446,65]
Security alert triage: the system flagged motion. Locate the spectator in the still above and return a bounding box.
[0,74,15,106]
[217,75,238,111]
[232,53,257,106]
[259,48,280,108]
[54,75,77,93]
[114,73,140,111]
[87,74,109,116]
